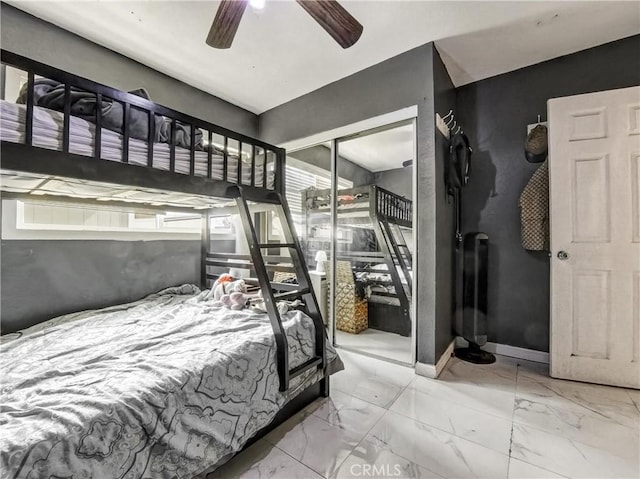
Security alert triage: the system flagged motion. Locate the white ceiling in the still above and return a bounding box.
[335,123,414,172]
[8,1,640,114]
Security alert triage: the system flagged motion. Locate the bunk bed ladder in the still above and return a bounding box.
[380,219,413,291]
[236,190,327,394]
[392,222,413,272]
[373,215,412,323]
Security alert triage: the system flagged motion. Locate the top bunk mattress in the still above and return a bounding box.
[0,100,274,188]
[0,284,341,478]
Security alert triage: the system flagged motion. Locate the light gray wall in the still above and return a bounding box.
[374,167,412,197]
[431,47,457,363]
[1,240,200,333]
[456,34,640,352]
[290,145,375,187]
[260,43,446,365]
[0,3,258,136]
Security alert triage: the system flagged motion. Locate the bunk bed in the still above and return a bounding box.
[302,185,413,336]
[0,51,340,478]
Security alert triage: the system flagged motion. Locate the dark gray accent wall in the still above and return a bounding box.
[0,5,262,334]
[259,44,432,146]
[373,167,412,196]
[289,145,375,186]
[260,43,450,365]
[456,34,640,352]
[0,3,258,136]
[1,240,200,333]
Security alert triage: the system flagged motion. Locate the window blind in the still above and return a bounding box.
[284,164,352,235]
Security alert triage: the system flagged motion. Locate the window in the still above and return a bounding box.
[2,161,351,242]
[284,159,352,237]
[1,199,201,240]
[208,215,234,235]
[19,200,130,231]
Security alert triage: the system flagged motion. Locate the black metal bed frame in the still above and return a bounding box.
[1,51,284,198]
[0,50,327,395]
[303,184,413,324]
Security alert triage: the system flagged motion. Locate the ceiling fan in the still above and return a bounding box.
[206,0,364,49]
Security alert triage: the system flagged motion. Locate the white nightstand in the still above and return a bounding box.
[308,271,328,326]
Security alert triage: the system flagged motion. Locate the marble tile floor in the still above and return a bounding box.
[209,349,639,479]
[335,329,413,364]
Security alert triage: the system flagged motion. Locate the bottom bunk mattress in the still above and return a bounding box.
[0,284,342,478]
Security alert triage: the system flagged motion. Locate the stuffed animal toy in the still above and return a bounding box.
[220,291,250,310]
[212,277,247,301]
[227,280,247,294]
[210,274,234,300]
[217,274,234,285]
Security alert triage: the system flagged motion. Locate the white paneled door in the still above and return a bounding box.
[549,86,640,389]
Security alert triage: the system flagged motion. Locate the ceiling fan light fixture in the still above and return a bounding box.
[206,0,362,49]
[249,0,266,10]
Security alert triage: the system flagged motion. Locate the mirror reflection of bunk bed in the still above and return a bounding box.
[0,51,341,478]
[303,185,413,337]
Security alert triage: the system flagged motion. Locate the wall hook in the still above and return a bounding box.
[441,110,453,121]
[446,115,456,127]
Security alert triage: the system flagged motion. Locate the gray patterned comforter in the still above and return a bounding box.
[0,284,342,478]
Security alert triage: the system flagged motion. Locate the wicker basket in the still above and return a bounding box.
[334,261,368,334]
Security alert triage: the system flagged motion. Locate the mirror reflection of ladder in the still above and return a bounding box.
[380,219,412,291]
[204,188,326,393]
[372,215,412,324]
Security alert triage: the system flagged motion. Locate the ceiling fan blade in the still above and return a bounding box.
[296,0,363,49]
[206,0,249,49]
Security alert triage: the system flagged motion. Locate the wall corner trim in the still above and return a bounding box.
[454,337,550,364]
[415,339,455,379]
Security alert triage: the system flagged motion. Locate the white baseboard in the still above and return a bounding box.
[413,338,549,379]
[455,337,549,364]
[415,339,455,379]
[414,362,436,378]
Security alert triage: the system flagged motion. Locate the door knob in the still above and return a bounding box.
[557,251,569,260]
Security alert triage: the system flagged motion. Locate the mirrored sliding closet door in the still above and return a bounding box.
[331,120,415,364]
[283,145,336,336]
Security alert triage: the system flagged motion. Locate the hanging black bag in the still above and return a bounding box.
[446,133,472,244]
